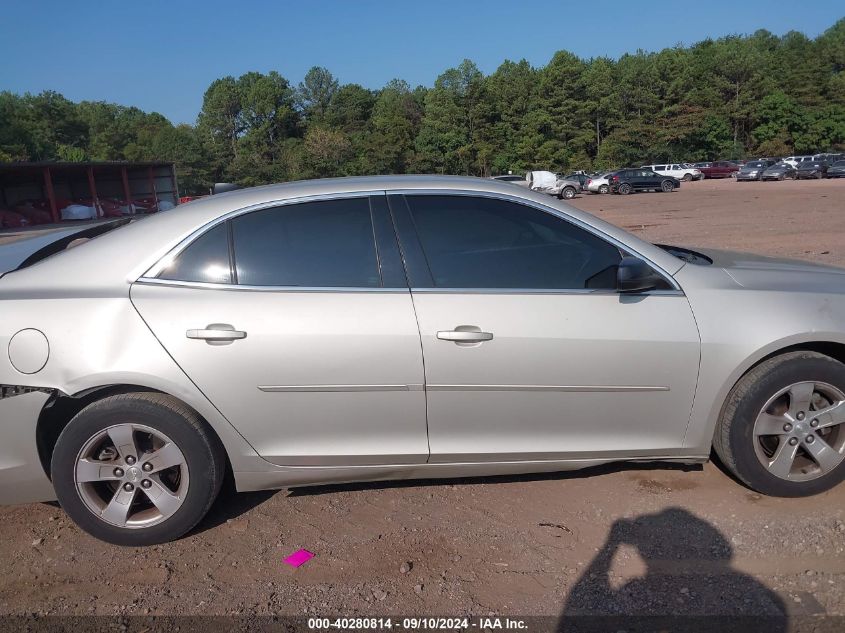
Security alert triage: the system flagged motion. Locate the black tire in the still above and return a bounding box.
[51,392,225,546]
[713,351,845,497]
[618,183,632,195]
[559,186,576,200]
[661,180,675,192]
[598,184,609,194]
[778,174,785,181]
[682,173,692,182]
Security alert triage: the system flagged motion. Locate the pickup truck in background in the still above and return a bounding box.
[642,163,702,182]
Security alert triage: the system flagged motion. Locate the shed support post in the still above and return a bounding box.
[147,166,158,212]
[170,164,179,205]
[87,167,100,218]
[43,167,59,223]
[121,166,132,214]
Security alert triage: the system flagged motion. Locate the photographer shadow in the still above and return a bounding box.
[558,507,787,632]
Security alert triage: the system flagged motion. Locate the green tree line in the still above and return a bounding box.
[2,20,844,193]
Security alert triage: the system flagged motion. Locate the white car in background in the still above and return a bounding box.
[782,156,811,168]
[643,164,702,182]
[586,173,613,194]
[526,170,581,200]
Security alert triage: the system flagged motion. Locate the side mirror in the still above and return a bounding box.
[212,183,241,195]
[617,256,661,293]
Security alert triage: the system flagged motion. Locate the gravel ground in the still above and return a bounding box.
[0,177,844,624]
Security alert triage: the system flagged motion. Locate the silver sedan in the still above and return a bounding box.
[1,176,844,545]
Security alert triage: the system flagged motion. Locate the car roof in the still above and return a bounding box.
[0,175,684,293]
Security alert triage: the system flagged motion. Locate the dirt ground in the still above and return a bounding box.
[1,178,844,624]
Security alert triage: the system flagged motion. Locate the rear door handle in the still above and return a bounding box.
[186,323,247,345]
[437,327,494,343]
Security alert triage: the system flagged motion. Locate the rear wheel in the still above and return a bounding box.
[618,183,632,195]
[598,184,609,194]
[661,180,675,192]
[714,351,845,497]
[51,393,225,546]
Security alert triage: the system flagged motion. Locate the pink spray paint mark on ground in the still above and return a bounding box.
[283,549,315,567]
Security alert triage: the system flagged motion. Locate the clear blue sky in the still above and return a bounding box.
[1,1,842,125]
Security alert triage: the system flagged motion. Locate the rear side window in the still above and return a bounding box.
[157,223,232,284]
[405,195,622,290]
[231,198,380,287]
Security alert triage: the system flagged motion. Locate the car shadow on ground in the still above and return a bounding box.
[184,461,705,539]
[189,471,279,536]
[556,507,788,632]
[285,460,704,497]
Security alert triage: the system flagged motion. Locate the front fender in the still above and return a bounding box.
[678,263,845,452]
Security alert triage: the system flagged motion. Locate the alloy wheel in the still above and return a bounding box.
[753,381,845,482]
[74,423,190,528]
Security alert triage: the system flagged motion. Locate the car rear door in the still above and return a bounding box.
[389,192,701,462]
[131,194,429,466]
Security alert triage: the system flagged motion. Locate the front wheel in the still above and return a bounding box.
[559,186,576,200]
[713,351,845,497]
[51,393,225,546]
[682,173,692,182]
[661,180,675,192]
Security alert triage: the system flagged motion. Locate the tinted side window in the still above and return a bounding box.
[405,195,621,290]
[157,222,232,284]
[231,198,380,287]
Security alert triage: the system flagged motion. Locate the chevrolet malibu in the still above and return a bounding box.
[1,176,844,545]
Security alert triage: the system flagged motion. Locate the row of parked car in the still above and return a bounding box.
[493,153,845,199]
[733,158,845,181]
[492,169,684,196]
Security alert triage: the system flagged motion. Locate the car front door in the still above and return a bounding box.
[389,192,701,463]
[131,194,429,466]
[640,170,661,190]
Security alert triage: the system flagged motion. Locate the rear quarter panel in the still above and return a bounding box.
[0,287,267,474]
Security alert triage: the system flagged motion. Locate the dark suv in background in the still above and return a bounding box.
[795,162,829,180]
[609,168,680,194]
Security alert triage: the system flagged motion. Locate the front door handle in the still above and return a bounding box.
[437,326,494,344]
[186,323,247,345]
